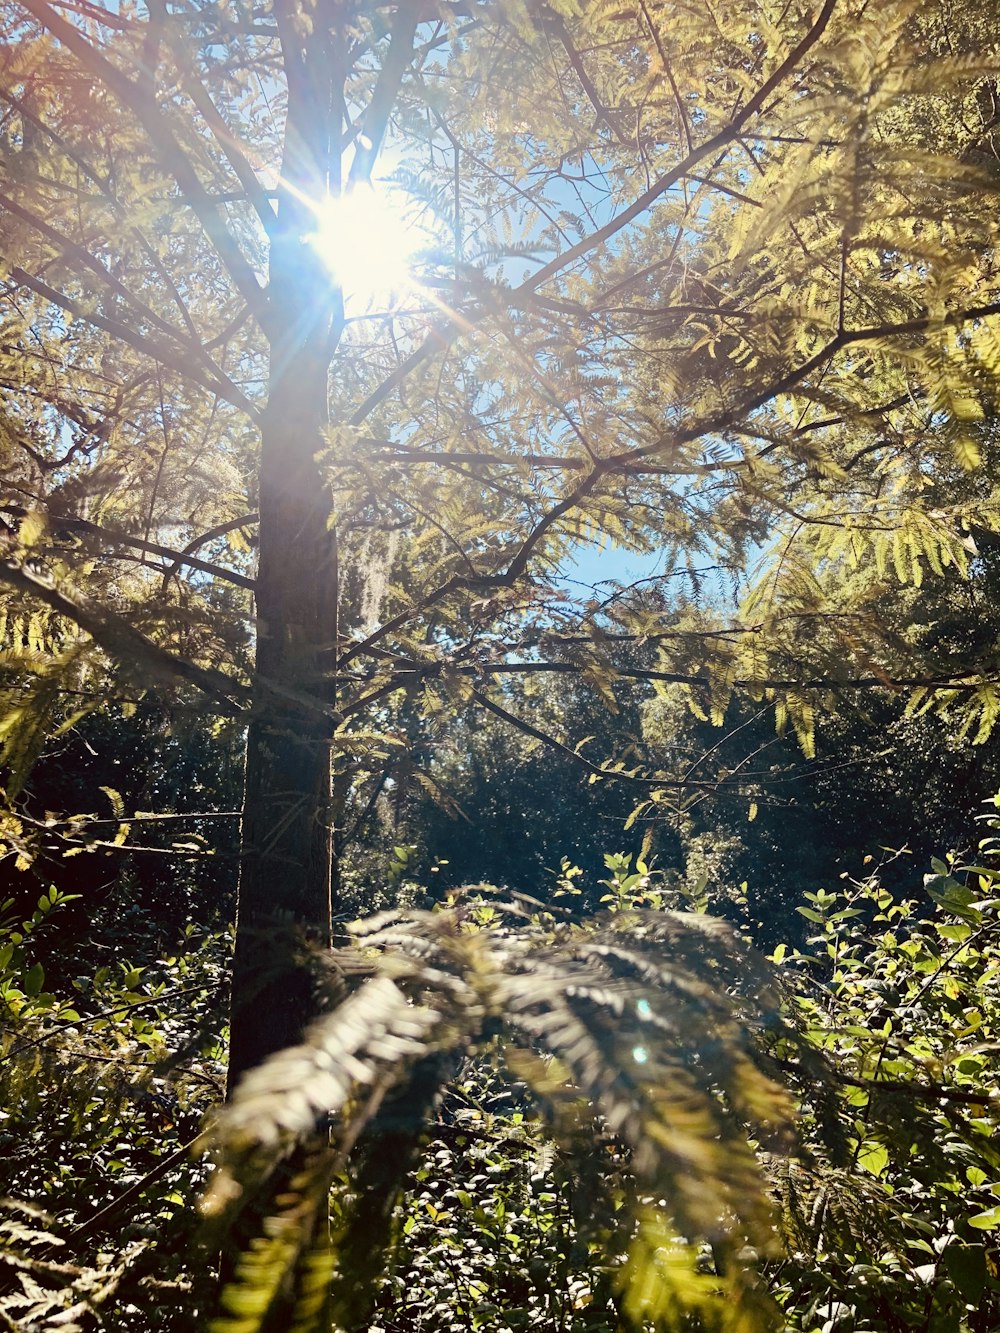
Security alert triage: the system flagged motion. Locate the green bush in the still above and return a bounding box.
[7,801,1000,1333]
[0,897,227,1330]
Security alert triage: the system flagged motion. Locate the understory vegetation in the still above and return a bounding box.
[4,790,1000,1331]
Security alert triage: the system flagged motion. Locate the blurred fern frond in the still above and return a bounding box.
[205,904,797,1333]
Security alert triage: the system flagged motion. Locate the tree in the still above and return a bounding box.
[3,0,1000,1323]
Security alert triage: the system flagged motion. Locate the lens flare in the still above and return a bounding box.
[308,184,418,307]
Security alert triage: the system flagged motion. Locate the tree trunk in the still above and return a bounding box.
[219,12,427,1325]
[228,1,343,1092]
[217,17,344,1329]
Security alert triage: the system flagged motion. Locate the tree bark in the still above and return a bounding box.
[217,16,346,1328]
[227,0,344,1092]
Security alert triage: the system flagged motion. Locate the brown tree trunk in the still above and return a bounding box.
[217,18,345,1330]
[219,11,425,1324]
[228,0,344,1092]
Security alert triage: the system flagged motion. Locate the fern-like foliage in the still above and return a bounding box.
[204,904,797,1333]
[0,1201,153,1333]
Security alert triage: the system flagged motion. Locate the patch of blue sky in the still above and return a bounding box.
[558,539,671,593]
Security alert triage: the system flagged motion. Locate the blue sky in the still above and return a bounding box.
[559,540,669,592]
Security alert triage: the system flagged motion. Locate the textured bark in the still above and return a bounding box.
[219,15,345,1328]
[227,0,344,1092]
[220,11,425,1326]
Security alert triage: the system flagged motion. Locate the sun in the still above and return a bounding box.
[307,184,419,308]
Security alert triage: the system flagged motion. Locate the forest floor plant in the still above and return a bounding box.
[5,800,1000,1330]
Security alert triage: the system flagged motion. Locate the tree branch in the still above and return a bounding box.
[160,513,259,588]
[605,298,1000,477]
[6,267,257,417]
[469,687,711,790]
[154,0,277,238]
[349,5,420,187]
[0,559,249,714]
[463,660,1000,695]
[0,504,255,591]
[0,190,197,346]
[371,446,587,470]
[349,0,838,426]
[520,0,838,295]
[18,0,269,329]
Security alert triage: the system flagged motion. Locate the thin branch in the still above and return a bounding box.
[504,295,1000,561]
[637,0,692,154]
[349,0,838,426]
[520,0,838,296]
[160,513,259,588]
[461,660,1000,694]
[470,687,711,790]
[528,626,758,646]
[66,1131,210,1252]
[338,764,393,850]
[2,984,221,1063]
[154,0,276,237]
[19,0,269,328]
[7,267,257,417]
[0,558,249,715]
[777,1058,1000,1108]
[372,447,587,470]
[464,660,704,684]
[0,190,196,345]
[681,706,770,784]
[0,504,255,591]
[550,14,629,147]
[349,6,420,187]
[20,809,240,829]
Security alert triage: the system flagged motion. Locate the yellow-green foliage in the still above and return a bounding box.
[206,904,795,1333]
[1,0,1000,794]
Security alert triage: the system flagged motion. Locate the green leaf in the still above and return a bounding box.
[952,433,982,471]
[795,907,826,923]
[936,923,971,942]
[18,510,48,547]
[943,1244,987,1301]
[856,1141,888,1177]
[924,875,982,922]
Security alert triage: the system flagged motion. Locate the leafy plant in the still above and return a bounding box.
[767,801,1000,1333]
[371,1055,623,1333]
[205,901,795,1333]
[0,910,228,1331]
